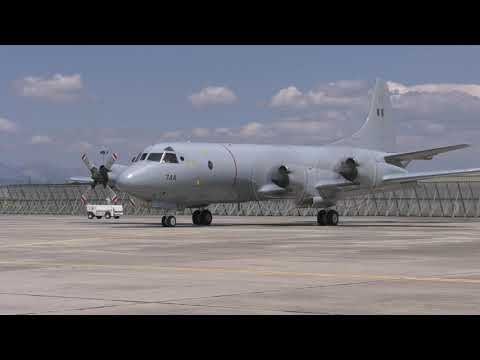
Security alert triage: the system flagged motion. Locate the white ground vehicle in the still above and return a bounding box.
[86,204,123,219]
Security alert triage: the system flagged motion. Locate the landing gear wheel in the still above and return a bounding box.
[105,212,111,219]
[192,210,201,225]
[166,215,176,227]
[87,212,94,219]
[96,216,102,219]
[114,216,120,219]
[161,215,167,227]
[200,210,212,226]
[317,210,327,226]
[326,210,339,226]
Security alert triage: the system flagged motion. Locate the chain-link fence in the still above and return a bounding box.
[1,180,480,217]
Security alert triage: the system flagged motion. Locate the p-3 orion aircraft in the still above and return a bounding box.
[71,79,480,227]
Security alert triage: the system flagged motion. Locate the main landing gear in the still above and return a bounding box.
[161,215,177,227]
[192,209,213,226]
[317,209,339,226]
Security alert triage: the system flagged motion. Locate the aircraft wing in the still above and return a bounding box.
[66,176,94,184]
[382,168,480,184]
[384,144,469,167]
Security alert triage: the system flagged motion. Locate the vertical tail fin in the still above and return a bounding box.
[332,78,395,152]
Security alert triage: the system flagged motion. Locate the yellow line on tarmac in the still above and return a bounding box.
[1,260,480,285]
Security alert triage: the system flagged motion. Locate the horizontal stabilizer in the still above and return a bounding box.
[66,176,94,184]
[385,144,469,167]
[383,168,480,184]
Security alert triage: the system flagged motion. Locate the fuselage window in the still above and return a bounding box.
[162,153,179,163]
[147,153,163,162]
[140,153,148,161]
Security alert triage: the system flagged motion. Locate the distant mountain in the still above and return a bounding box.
[0,161,87,185]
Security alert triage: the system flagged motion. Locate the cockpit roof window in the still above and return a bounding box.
[140,153,148,161]
[162,153,178,164]
[147,153,163,162]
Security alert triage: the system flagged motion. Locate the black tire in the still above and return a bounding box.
[161,215,167,227]
[96,216,102,219]
[166,216,176,227]
[105,212,111,219]
[200,210,212,226]
[317,210,327,226]
[192,210,201,225]
[326,210,339,226]
[114,216,120,219]
[87,212,94,219]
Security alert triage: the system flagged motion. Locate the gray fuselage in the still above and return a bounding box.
[113,142,406,210]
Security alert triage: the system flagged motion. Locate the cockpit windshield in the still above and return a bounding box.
[140,153,148,161]
[163,153,178,163]
[145,152,178,163]
[147,153,163,162]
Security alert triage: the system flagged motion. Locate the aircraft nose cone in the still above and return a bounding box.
[116,170,137,192]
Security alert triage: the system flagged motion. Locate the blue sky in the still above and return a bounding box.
[1,45,480,179]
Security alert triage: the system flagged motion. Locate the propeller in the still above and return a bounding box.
[80,152,119,204]
[337,157,359,182]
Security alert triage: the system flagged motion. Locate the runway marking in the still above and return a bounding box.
[1,260,480,285]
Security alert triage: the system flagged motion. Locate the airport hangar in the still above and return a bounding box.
[1,176,480,218]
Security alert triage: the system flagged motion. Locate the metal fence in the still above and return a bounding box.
[1,180,480,217]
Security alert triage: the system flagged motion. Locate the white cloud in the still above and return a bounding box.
[189,86,237,106]
[387,81,480,99]
[270,86,308,108]
[239,122,264,137]
[31,135,53,145]
[0,117,17,132]
[68,141,93,153]
[271,80,368,108]
[15,73,83,101]
[192,128,211,137]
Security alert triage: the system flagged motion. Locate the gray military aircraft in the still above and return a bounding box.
[71,79,480,227]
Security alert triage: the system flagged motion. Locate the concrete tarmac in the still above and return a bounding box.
[1,215,480,314]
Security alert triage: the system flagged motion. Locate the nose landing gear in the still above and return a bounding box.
[192,209,212,226]
[317,209,339,226]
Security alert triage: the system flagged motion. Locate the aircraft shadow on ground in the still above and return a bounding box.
[74,220,459,229]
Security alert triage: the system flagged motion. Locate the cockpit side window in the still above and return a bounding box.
[147,153,163,162]
[162,153,178,163]
[140,153,148,161]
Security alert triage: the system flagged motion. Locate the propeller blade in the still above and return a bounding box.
[80,186,92,205]
[104,152,118,171]
[81,153,96,171]
[106,185,119,204]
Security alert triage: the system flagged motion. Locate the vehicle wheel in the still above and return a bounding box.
[105,212,111,219]
[192,210,201,225]
[317,210,327,226]
[161,215,167,227]
[96,216,102,219]
[200,210,212,226]
[87,212,94,219]
[326,210,339,226]
[166,215,176,227]
[114,216,120,219]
